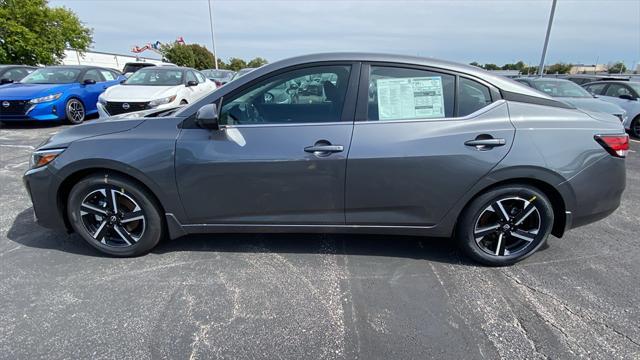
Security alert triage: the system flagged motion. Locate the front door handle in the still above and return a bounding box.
[464,137,506,150]
[304,142,344,157]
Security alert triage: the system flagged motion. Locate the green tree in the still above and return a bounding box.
[162,43,195,68]
[608,62,627,74]
[483,63,500,70]
[546,63,572,74]
[0,0,92,65]
[186,44,215,70]
[247,57,268,68]
[227,57,247,71]
[469,61,481,68]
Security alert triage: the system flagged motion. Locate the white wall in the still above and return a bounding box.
[62,49,171,71]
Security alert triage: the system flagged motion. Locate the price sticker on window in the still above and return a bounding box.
[376,76,445,120]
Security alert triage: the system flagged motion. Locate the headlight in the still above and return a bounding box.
[30,148,65,169]
[29,93,62,104]
[98,94,107,105]
[149,95,176,107]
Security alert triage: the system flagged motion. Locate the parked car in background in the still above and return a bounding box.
[0,66,125,124]
[0,65,37,84]
[583,81,640,137]
[515,77,627,123]
[24,53,628,266]
[97,67,216,117]
[231,67,255,81]
[565,74,629,85]
[122,62,156,78]
[201,69,235,86]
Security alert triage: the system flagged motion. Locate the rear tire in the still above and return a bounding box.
[631,116,640,138]
[67,174,164,256]
[456,184,554,266]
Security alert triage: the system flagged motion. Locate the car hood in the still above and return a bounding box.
[101,85,181,102]
[559,97,625,115]
[0,83,72,99]
[37,118,145,150]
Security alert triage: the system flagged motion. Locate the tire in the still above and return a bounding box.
[67,173,164,256]
[65,98,85,125]
[455,184,554,266]
[631,116,640,139]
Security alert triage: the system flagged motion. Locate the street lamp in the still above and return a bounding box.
[207,0,219,69]
[538,0,558,76]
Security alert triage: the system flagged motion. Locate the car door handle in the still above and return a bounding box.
[304,145,344,153]
[464,138,506,150]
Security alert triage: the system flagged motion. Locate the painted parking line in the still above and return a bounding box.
[630,139,640,144]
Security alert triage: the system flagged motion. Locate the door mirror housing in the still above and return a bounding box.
[0,78,13,84]
[195,103,219,130]
[619,94,635,100]
[186,80,198,87]
[83,79,96,85]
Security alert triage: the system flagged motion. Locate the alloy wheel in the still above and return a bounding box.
[79,187,146,247]
[67,99,85,123]
[473,196,542,257]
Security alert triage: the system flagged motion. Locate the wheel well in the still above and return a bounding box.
[462,178,567,238]
[57,168,166,232]
[180,99,188,104]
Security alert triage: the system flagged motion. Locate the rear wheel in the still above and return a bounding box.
[67,174,164,256]
[631,116,640,138]
[456,185,554,266]
[65,98,85,125]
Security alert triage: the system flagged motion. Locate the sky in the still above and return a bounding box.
[51,0,640,68]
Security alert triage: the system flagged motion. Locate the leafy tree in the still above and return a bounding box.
[483,63,500,70]
[0,0,92,65]
[227,57,247,71]
[162,43,195,68]
[186,44,215,70]
[469,62,481,68]
[546,63,572,74]
[608,62,627,74]
[247,57,268,68]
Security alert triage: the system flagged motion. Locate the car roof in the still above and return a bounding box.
[239,52,551,100]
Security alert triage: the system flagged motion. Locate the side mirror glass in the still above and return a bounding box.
[619,94,634,100]
[187,80,198,87]
[83,79,96,85]
[195,103,219,130]
[0,78,13,84]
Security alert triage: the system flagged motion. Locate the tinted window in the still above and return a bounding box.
[195,72,206,83]
[100,70,116,81]
[82,69,103,82]
[220,65,351,125]
[2,68,29,81]
[21,68,81,84]
[186,71,197,83]
[531,80,592,98]
[458,77,492,116]
[605,84,632,97]
[367,66,454,121]
[584,83,607,95]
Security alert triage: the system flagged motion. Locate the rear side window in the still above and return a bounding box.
[458,77,492,116]
[367,66,454,121]
[584,83,607,95]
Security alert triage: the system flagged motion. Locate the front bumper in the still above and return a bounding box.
[0,100,64,121]
[23,165,68,231]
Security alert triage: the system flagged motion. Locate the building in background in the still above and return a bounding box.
[62,49,173,71]
[569,64,608,74]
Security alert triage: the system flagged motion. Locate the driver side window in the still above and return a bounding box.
[219,65,351,125]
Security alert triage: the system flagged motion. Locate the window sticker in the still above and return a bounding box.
[376,76,445,120]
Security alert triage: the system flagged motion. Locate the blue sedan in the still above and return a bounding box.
[0,66,125,124]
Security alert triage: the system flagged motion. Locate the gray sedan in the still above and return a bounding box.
[23,53,628,266]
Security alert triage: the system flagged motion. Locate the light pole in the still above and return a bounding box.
[207,0,219,69]
[538,0,558,76]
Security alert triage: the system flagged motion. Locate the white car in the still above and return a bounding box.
[97,67,216,118]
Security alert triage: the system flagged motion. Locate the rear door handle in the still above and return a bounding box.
[464,138,506,150]
[304,145,344,153]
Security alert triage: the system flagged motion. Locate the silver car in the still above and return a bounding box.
[583,81,640,137]
[23,53,628,266]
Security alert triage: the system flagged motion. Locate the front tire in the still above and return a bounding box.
[631,116,640,138]
[456,184,554,266]
[67,174,164,256]
[65,98,85,125]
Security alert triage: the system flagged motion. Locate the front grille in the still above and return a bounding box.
[105,101,150,115]
[0,100,29,116]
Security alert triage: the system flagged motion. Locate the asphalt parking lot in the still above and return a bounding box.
[0,122,639,360]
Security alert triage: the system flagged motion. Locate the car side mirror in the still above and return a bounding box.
[0,78,13,84]
[120,79,126,84]
[195,103,219,130]
[83,79,96,85]
[186,80,198,87]
[619,94,635,100]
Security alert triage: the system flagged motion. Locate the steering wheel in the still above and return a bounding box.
[264,92,275,104]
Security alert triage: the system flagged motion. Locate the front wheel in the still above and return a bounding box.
[65,98,85,125]
[456,185,554,266]
[631,116,640,138]
[67,174,164,256]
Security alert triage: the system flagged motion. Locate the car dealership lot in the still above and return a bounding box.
[0,123,638,359]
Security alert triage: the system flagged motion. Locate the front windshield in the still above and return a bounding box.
[124,68,183,86]
[202,70,234,81]
[21,68,81,84]
[532,80,592,98]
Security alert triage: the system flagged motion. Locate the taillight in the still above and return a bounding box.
[595,134,629,158]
